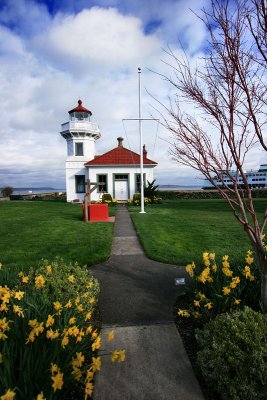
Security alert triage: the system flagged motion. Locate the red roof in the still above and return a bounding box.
[68,100,92,116]
[84,146,157,166]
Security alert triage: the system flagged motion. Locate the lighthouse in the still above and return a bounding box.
[60,100,101,202]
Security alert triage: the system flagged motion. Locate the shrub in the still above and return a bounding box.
[177,251,260,321]
[128,194,155,206]
[1,187,13,198]
[159,189,267,200]
[101,193,112,203]
[144,180,162,204]
[196,307,267,400]
[0,259,124,399]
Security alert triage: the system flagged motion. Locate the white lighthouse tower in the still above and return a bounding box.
[60,100,101,202]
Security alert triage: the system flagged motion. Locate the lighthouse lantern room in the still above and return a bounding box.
[60,100,101,202]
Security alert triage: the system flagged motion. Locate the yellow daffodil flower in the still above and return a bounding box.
[67,275,75,283]
[223,286,231,296]
[51,371,64,392]
[36,392,46,400]
[92,357,101,372]
[108,330,115,341]
[0,389,16,400]
[35,275,46,289]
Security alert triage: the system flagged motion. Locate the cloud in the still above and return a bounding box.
[32,7,161,75]
[1,0,262,190]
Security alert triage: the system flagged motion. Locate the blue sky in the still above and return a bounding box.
[0,0,264,189]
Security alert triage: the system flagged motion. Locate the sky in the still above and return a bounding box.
[0,0,265,189]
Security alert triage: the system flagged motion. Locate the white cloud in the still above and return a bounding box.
[33,7,161,74]
[1,0,263,190]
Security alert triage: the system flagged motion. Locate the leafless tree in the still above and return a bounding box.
[159,0,267,310]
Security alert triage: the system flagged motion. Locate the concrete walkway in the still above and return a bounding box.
[90,205,204,400]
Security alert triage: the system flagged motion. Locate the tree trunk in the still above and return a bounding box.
[256,250,267,313]
[261,268,267,313]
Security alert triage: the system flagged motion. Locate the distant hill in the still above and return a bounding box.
[14,187,61,191]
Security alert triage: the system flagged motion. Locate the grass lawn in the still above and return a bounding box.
[130,199,267,266]
[0,201,115,270]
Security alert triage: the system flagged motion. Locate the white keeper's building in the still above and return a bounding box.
[60,100,157,202]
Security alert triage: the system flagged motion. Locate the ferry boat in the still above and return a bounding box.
[203,164,267,189]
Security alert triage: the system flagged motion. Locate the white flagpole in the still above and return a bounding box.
[138,67,145,214]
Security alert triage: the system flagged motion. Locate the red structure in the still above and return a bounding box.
[82,204,108,222]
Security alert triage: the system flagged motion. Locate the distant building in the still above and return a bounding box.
[60,100,157,202]
[203,164,267,189]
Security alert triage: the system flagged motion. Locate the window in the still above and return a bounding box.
[97,174,107,193]
[114,174,128,180]
[75,175,85,193]
[75,142,84,156]
[135,173,146,193]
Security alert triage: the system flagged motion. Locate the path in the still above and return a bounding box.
[90,205,204,400]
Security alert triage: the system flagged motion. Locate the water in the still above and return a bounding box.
[13,188,66,195]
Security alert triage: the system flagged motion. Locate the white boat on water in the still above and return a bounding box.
[203,164,267,189]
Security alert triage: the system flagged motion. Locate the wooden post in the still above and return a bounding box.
[84,179,91,223]
[84,179,98,222]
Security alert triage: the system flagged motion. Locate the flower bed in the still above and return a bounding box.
[0,259,125,399]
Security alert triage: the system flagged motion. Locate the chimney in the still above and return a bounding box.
[117,137,124,147]
[143,144,147,159]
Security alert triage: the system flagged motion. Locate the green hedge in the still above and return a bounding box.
[196,307,267,400]
[159,189,267,200]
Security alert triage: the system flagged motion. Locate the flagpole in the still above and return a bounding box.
[138,67,145,214]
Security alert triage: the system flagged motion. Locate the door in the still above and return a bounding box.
[115,180,128,200]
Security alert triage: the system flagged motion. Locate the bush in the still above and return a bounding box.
[159,189,267,200]
[0,259,125,399]
[128,194,152,206]
[177,251,260,321]
[101,193,112,202]
[196,307,267,400]
[1,187,13,198]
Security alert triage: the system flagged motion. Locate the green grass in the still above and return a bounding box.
[130,199,267,266]
[0,201,115,270]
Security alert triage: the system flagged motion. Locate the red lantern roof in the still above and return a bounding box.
[68,100,92,116]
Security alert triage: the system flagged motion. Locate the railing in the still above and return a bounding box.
[61,121,100,133]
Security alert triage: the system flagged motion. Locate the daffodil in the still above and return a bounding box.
[186,264,194,277]
[69,317,76,325]
[193,300,200,308]
[36,392,46,400]
[65,300,72,308]
[84,382,94,399]
[92,336,101,351]
[85,312,91,321]
[46,315,55,328]
[61,336,69,348]
[14,291,24,300]
[108,330,115,341]
[46,265,52,274]
[53,301,62,311]
[35,275,46,289]
[177,309,190,317]
[204,302,213,310]
[21,276,29,283]
[51,371,64,392]
[223,286,231,296]
[0,389,16,400]
[13,305,24,318]
[67,275,75,283]
[92,357,101,372]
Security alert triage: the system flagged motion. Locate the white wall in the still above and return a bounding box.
[65,161,88,202]
[88,166,155,201]
[66,137,96,161]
